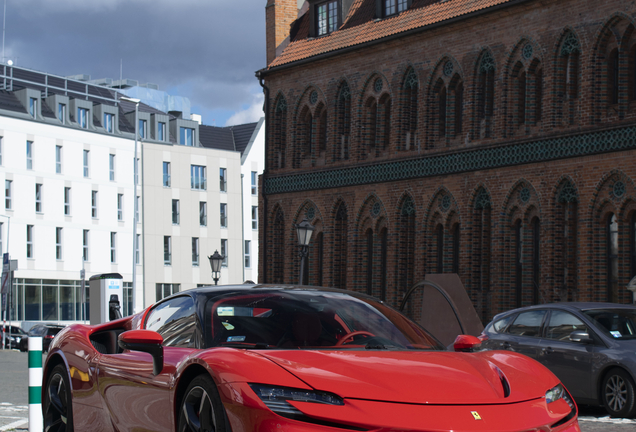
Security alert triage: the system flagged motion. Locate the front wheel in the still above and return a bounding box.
[178,374,228,432]
[43,364,74,432]
[602,368,636,418]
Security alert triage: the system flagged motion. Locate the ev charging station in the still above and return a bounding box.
[89,273,124,325]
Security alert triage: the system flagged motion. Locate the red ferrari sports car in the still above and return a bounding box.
[42,284,581,432]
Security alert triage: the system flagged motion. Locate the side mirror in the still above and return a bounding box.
[118,330,164,375]
[569,330,593,344]
[453,334,482,352]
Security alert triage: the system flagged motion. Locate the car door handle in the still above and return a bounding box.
[500,342,511,350]
[542,347,554,354]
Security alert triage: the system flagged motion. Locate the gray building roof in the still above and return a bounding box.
[200,121,260,155]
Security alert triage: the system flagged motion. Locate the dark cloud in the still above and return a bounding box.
[4,0,266,124]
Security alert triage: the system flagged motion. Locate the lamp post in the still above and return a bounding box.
[295,218,315,285]
[208,250,224,285]
[119,96,141,313]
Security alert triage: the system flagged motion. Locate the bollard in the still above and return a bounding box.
[28,336,43,432]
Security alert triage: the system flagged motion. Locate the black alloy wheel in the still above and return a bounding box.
[178,374,227,432]
[44,364,74,432]
[602,368,636,418]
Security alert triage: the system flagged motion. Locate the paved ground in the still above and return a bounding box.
[1,349,635,431]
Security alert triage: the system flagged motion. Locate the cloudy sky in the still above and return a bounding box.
[3,0,272,126]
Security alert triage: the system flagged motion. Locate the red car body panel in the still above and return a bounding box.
[43,290,582,432]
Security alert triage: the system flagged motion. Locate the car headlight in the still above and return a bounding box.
[250,384,343,417]
[545,384,575,409]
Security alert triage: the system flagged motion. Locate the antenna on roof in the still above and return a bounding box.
[120,59,123,86]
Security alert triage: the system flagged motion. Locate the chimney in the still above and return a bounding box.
[266,0,298,65]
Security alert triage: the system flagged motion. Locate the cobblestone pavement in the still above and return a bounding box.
[1,349,636,431]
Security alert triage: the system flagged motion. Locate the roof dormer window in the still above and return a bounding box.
[317,1,339,36]
[379,0,411,18]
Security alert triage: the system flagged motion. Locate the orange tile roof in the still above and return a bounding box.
[268,0,513,69]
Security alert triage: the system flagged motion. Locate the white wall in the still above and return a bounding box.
[240,119,265,283]
[141,141,243,305]
[0,115,141,300]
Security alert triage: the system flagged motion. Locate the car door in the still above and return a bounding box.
[97,295,200,432]
[501,309,547,360]
[538,309,595,400]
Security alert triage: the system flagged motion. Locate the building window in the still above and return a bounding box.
[609,48,619,105]
[273,96,287,169]
[78,108,89,128]
[402,69,418,150]
[384,0,408,16]
[191,165,206,190]
[220,203,227,228]
[192,237,199,266]
[135,234,140,265]
[365,230,373,294]
[452,223,460,274]
[158,122,166,141]
[83,150,89,177]
[514,219,523,307]
[245,240,251,268]
[5,180,11,209]
[29,97,37,118]
[478,51,496,137]
[104,113,114,133]
[163,162,171,187]
[200,202,207,226]
[180,127,194,146]
[91,190,98,218]
[436,224,444,273]
[26,225,33,258]
[172,199,180,225]
[58,103,66,123]
[221,239,228,267]
[251,171,257,195]
[0,222,3,253]
[110,232,116,263]
[0,136,2,165]
[55,227,63,260]
[109,154,115,181]
[139,119,147,139]
[136,195,140,222]
[220,168,227,192]
[117,194,124,221]
[83,230,89,262]
[64,187,71,216]
[155,283,180,302]
[35,183,43,213]
[55,145,62,173]
[252,206,258,229]
[316,1,338,36]
[26,140,33,170]
[134,158,139,184]
[164,236,171,265]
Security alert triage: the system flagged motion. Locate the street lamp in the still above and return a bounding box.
[295,218,315,285]
[208,250,224,285]
[119,95,141,314]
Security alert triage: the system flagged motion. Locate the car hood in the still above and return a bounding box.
[257,350,558,405]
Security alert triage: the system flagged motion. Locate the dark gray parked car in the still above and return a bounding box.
[481,302,636,418]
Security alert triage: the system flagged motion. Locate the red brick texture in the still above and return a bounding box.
[260,0,636,323]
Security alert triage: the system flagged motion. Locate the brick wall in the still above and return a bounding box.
[260,0,636,323]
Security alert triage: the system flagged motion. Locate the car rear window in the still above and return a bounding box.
[583,309,636,340]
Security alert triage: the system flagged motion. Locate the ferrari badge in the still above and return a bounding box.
[471,411,482,420]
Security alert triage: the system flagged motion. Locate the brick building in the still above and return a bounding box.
[257,0,636,323]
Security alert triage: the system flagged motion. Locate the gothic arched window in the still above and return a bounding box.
[402,68,419,150]
[607,213,619,302]
[335,83,351,161]
[557,181,578,301]
[477,52,495,138]
[333,203,348,289]
[473,188,492,320]
[270,208,285,283]
[557,31,580,126]
[273,97,287,169]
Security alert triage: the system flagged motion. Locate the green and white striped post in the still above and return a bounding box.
[28,336,43,432]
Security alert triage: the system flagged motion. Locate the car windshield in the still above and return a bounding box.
[583,308,636,340]
[207,290,444,351]
[11,327,26,335]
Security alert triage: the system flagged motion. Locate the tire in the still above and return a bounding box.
[43,364,74,432]
[178,374,228,432]
[601,368,636,418]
